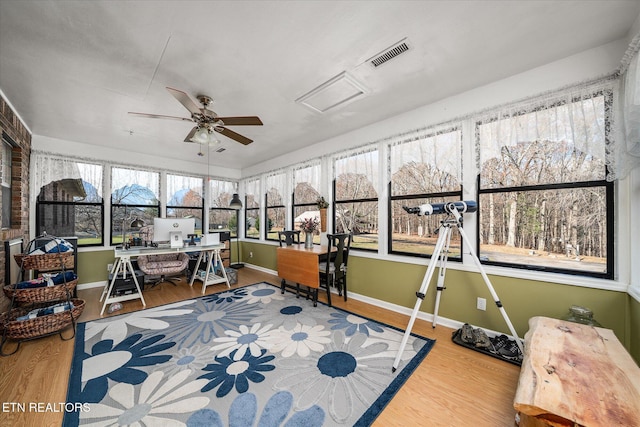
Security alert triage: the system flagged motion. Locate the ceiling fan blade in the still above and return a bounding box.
[184,126,198,142]
[217,116,263,126]
[128,112,193,122]
[215,127,253,145]
[166,87,201,115]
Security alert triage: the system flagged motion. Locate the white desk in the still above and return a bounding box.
[100,243,228,315]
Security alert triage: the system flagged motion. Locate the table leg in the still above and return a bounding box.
[189,251,205,287]
[214,250,231,289]
[125,258,145,308]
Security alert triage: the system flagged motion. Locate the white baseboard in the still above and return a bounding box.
[243,263,517,339]
[78,264,520,340]
[78,281,107,290]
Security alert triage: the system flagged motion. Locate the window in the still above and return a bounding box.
[265,171,286,240]
[334,148,379,251]
[293,162,322,241]
[111,167,160,246]
[389,127,463,258]
[209,178,237,237]
[34,156,104,246]
[167,174,204,234]
[1,139,12,229]
[476,89,613,278]
[244,178,260,239]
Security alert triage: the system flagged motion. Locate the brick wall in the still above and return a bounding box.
[0,94,31,311]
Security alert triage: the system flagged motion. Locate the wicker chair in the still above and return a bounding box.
[137,252,190,287]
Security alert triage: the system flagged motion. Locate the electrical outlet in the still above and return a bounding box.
[249,252,253,258]
[477,297,486,311]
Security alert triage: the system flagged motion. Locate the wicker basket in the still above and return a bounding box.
[14,252,74,271]
[3,279,78,303]
[0,299,85,340]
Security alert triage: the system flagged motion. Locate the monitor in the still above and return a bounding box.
[153,218,195,247]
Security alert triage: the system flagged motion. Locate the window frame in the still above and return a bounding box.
[244,178,260,240]
[208,178,239,238]
[166,173,205,235]
[292,162,322,244]
[333,147,380,252]
[264,171,287,242]
[110,167,160,247]
[35,160,105,247]
[387,126,464,259]
[1,138,13,229]
[475,91,614,279]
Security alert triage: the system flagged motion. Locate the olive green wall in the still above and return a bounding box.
[237,241,638,363]
[76,243,639,364]
[77,251,115,283]
[630,295,640,363]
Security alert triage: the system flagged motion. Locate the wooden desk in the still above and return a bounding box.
[514,316,640,427]
[277,244,332,306]
[100,243,227,315]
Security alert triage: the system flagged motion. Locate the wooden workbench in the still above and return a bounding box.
[514,316,640,427]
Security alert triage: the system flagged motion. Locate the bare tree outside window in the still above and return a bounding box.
[167,174,204,234]
[477,90,613,278]
[110,167,160,246]
[389,127,462,257]
[334,149,379,250]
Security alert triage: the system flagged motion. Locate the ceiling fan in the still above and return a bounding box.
[129,87,263,145]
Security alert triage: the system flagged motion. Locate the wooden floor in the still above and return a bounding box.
[0,268,521,426]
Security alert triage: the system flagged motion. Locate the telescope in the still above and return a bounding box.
[403,200,477,216]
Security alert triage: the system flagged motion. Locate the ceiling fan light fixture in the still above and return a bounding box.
[190,125,221,146]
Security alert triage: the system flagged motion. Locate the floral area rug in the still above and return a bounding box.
[64,282,435,426]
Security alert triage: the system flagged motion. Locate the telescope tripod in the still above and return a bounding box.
[392,206,523,372]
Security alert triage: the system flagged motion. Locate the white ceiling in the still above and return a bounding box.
[1,1,639,171]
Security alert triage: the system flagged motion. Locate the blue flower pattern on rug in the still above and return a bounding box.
[198,348,275,397]
[76,333,175,403]
[65,282,435,426]
[328,311,385,336]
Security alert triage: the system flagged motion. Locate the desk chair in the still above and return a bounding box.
[137,252,190,288]
[277,230,301,247]
[319,233,352,306]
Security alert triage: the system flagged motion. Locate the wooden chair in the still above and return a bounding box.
[278,230,302,297]
[277,230,301,247]
[319,233,352,307]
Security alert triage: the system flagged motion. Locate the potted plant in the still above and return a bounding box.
[300,217,320,248]
[316,196,329,232]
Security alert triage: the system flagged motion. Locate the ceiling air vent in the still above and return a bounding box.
[215,147,226,153]
[368,38,410,68]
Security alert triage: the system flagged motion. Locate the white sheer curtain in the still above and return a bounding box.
[265,170,287,206]
[32,151,103,203]
[167,174,203,206]
[244,178,260,208]
[111,166,159,204]
[293,160,321,204]
[613,34,640,180]
[208,178,235,208]
[476,80,613,181]
[389,124,462,195]
[334,146,379,199]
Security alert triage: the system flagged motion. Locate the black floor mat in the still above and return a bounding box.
[451,328,523,366]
